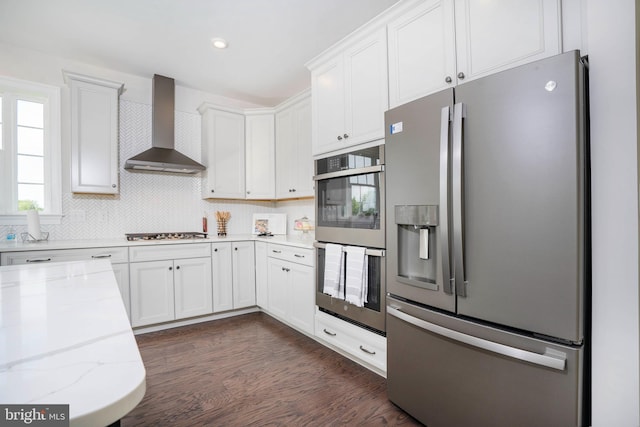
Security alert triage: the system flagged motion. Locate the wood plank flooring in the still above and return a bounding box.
[122,312,422,426]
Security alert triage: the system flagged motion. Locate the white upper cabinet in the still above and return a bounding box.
[387,0,456,107]
[245,112,275,199]
[275,91,314,199]
[308,27,388,156]
[199,105,246,199]
[453,0,561,81]
[387,0,561,107]
[64,71,123,194]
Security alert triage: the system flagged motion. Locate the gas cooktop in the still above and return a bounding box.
[125,232,208,241]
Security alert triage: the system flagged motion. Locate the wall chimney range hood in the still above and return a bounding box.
[124,74,206,174]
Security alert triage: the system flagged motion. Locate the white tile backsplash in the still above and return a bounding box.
[0,99,314,241]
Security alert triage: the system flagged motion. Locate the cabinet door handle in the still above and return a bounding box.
[359,345,376,355]
[112,184,117,188]
[343,133,349,139]
[272,250,282,254]
[445,76,452,83]
[211,189,215,193]
[247,191,251,194]
[235,247,238,251]
[176,265,180,270]
[337,135,343,141]
[323,328,337,337]
[457,72,465,80]
[26,258,52,263]
[214,248,218,252]
[294,254,305,258]
[91,254,112,259]
[169,266,173,271]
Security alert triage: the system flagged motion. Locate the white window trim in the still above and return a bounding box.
[0,75,62,225]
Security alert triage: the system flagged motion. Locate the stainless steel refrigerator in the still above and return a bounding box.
[384,51,590,426]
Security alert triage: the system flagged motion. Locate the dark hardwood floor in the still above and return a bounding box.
[122,312,422,426]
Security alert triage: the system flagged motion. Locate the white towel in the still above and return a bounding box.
[323,244,344,298]
[344,246,367,307]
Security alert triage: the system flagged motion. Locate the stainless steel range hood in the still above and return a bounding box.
[124,74,205,174]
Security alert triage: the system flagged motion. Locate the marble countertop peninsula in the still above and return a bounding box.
[0,259,146,426]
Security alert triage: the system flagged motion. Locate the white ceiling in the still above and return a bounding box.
[0,0,399,106]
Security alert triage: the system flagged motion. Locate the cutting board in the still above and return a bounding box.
[252,213,287,235]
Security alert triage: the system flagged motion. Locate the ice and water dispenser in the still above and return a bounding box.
[395,205,439,291]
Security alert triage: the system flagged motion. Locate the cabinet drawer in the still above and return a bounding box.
[315,310,386,372]
[267,243,314,267]
[1,246,128,265]
[129,243,211,262]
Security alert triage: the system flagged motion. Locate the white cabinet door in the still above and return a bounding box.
[387,0,561,107]
[174,257,213,319]
[245,113,275,199]
[310,28,388,156]
[311,56,345,155]
[343,28,389,147]
[200,107,246,199]
[255,241,269,309]
[130,260,175,327]
[453,0,561,84]
[267,257,289,320]
[387,0,456,107]
[232,241,256,308]
[65,72,123,194]
[287,262,315,335]
[111,263,131,321]
[275,94,313,199]
[212,242,233,312]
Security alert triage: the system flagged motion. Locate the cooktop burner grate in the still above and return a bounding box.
[125,232,208,241]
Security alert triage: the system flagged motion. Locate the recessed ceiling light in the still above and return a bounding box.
[211,38,228,49]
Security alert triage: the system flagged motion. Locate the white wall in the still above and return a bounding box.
[587,0,640,425]
[0,42,314,240]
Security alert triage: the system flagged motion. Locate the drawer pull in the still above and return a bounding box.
[272,250,282,254]
[26,258,52,263]
[294,254,305,258]
[359,345,376,355]
[323,328,337,337]
[91,254,112,259]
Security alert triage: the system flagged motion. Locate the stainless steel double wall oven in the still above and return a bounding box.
[314,145,386,333]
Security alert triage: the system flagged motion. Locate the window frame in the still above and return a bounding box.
[0,76,62,225]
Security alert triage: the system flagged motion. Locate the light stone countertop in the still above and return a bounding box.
[0,233,315,253]
[0,259,146,426]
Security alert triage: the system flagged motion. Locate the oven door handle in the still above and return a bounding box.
[313,242,385,257]
[313,164,384,181]
[387,307,567,371]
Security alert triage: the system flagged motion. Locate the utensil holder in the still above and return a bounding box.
[217,219,227,236]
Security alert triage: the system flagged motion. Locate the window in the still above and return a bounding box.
[0,77,61,223]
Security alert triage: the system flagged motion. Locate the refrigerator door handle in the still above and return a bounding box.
[452,102,467,296]
[440,106,453,295]
[387,306,567,371]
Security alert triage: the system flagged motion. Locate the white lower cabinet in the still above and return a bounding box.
[315,309,387,374]
[255,241,269,308]
[129,243,212,327]
[212,241,256,312]
[0,246,131,320]
[264,243,315,335]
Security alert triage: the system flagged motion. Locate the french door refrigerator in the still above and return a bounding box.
[384,50,590,427]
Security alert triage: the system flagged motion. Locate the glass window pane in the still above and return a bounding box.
[17,154,44,183]
[17,100,44,128]
[17,126,44,155]
[18,183,44,211]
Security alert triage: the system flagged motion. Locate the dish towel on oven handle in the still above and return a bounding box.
[323,243,345,299]
[345,246,368,307]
